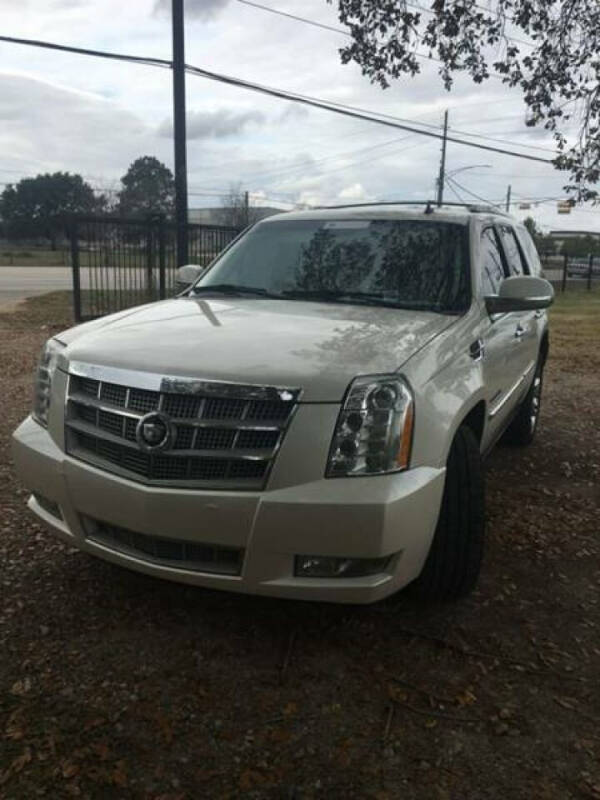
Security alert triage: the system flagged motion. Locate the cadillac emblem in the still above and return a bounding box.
[135,412,172,452]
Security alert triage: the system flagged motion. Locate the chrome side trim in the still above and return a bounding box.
[488,361,536,419]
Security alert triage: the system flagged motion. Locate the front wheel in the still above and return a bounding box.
[409,425,485,602]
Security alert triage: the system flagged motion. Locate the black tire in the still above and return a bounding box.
[409,426,485,602]
[504,359,544,446]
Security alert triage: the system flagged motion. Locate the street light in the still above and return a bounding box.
[446,164,492,178]
[437,164,492,205]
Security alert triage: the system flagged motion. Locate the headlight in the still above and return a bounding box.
[32,339,64,427]
[326,374,414,477]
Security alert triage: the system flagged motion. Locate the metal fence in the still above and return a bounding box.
[69,215,240,322]
[545,253,600,292]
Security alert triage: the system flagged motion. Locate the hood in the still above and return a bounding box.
[59,296,456,402]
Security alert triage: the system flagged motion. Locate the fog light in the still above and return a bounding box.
[295,554,393,578]
[33,493,62,520]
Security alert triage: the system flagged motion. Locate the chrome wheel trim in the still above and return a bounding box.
[530,374,542,432]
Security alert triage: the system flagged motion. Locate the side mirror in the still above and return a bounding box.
[485,275,554,315]
[175,264,204,293]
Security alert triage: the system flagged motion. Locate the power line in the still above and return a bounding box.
[271,139,432,186]
[236,0,347,37]
[440,127,554,154]
[445,177,467,203]
[183,63,554,164]
[234,0,532,58]
[222,135,418,184]
[0,33,556,164]
[0,34,171,68]
[405,1,533,48]
[446,175,499,207]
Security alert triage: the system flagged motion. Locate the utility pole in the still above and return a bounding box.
[436,110,449,207]
[172,0,188,266]
[244,190,250,227]
[505,184,512,212]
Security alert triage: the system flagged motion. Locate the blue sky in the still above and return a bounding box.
[0,0,598,232]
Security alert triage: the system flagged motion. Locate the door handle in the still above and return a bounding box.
[469,339,485,361]
[514,324,525,339]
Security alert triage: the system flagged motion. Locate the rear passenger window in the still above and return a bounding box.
[515,226,542,276]
[480,227,506,295]
[497,224,529,275]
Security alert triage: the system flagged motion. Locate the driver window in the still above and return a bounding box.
[480,227,506,296]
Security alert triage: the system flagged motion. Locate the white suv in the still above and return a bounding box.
[12,203,553,604]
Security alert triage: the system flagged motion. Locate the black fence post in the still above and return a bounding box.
[561,254,568,293]
[587,253,594,291]
[70,218,82,323]
[145,219,155,298]
[158,216,167,300]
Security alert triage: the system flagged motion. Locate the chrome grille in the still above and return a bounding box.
[65,367,300,490]
[128,388,160,413]
[163,395,202,418]
[100,382,127,406]
[85,518,243,575]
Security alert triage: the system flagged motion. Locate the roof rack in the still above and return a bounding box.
[316,200,510,216]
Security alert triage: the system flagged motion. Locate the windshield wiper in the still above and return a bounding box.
[191,284,453,312]
[191,283,279,298]
[280,289,423,310]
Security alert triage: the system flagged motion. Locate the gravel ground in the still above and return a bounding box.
[1,292,599,800]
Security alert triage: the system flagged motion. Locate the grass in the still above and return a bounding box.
[0,289,169,328]
[549,288,600,372]
[0,249,70,267]
[549,285,600,316]
[0,291,75,329]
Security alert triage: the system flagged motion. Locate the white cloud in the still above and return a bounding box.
[159,108,265,140]
[0,0,596,230]
[0,72,160,186]
[338,182,370,201]
[154,0,229,20]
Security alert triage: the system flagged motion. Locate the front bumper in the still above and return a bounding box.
[12,416,445,604]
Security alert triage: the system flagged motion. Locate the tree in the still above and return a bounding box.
[329,0,600,200]
[217,184,262,229]
[522,217,556,258]
[0,172,103,249]
[117,156,175,218]
[523,217,540,240]
[537,234,556,258]
[561,234,600,258]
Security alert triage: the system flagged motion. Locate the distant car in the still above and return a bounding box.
[13,203,553,604]
[567,257,600,277]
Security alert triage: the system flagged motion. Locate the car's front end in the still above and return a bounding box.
[13,327,447,603]
[13,208,473,603]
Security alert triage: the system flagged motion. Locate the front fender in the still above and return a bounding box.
[403,310,486,469]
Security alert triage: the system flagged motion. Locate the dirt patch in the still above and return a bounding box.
[1,292,599,799]
[0,299,24,314]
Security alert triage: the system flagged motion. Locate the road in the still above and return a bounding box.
[0,265,590,312]
[0,266,80,308]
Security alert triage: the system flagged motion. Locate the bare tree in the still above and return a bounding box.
[218,184,262,229]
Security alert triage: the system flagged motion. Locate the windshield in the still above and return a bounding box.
[195,218,470,312]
